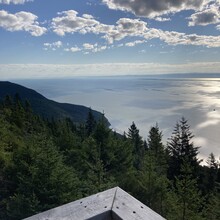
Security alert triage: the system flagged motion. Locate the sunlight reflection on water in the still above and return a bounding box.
[15,77,220,165]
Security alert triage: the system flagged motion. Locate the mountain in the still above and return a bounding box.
[0,81,110,125]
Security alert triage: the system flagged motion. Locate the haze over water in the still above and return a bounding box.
[15,76,220,164]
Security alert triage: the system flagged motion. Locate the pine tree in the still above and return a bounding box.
[165,161,204,220]
[203,192,220,220]
[85,108,96,136]
[80,137,115,196]
[206,153,219,192]
[6,134,81,219]
[167,117,200,180]
[93,117,111,170]
[127,122,144,170]
[132,124,169,215]
[147,124,167,173]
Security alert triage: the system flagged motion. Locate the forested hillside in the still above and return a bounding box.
[0,94,219,220]
[0,81,109,126]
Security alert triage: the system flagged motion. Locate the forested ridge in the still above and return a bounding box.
[0,94,219,220]
[0,81,109,126]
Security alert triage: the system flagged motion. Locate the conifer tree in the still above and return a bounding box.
[173,162,204,220]
[167,117,200,180]
[203,192,220,220]
[93,116,111,170]
[133,124,169,215]
[147,124,167,173]
[85,108,96,136]
[80,137,115,195]
[206,153,219,192]
[6,134,81,219]
[127,122,144,170]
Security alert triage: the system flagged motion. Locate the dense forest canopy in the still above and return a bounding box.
[0,93,219,220]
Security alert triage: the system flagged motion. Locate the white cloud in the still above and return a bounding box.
[105,18,148,43]
[83,43,95,50]
[64,47,81,52]
[125,40,145,47]
[51,10,220,48]
[0,10,46,36]
[64,43,107,54]
[0,0,32,4]
[44,41,63,50]
[102,0,208,19]
[144,29,220,48]
[51,10,148,43]
[51,10,99,36]
[1,62,220,79]
[154,16,171,22]
[188,6,220,26]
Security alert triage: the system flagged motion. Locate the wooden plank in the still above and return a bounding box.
[112,187,166,220]
[24,188,116,220]
[24,187,166,220]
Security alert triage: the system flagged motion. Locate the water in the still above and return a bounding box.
[13,76,220,164]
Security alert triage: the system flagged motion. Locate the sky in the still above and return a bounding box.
[0,0,220,78]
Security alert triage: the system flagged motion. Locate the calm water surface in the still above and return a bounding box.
[14,76,220,163]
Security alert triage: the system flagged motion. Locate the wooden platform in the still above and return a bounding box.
[24,187,166,220]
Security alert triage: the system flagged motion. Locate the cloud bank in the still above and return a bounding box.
[102,0,220,29]
[189,4,220,26]
[0,10,46,36]
[102,0,207,18]
[1,62,220,79]
[51,10,220,48]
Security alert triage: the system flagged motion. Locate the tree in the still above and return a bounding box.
[203,192,220,220]
[165,162,204,220]
[6,135,81,219]
[206,153,219,192]
[127,122,144,170]
[85,108,96,136]
[167,117,200,180]
[80,137,115,196]
[147,124,167,174]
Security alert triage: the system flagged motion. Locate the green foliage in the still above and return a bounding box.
[203,192,220,220]
[173,162,204,220]
[80,137,115,195]
[127,122,145,170]
[167,117,200,181]
[85,108,97,136]
[206,153,219,192]
[0,81,110,125]
[0,94,219,220]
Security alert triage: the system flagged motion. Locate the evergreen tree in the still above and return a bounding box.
[93,117,112,170]
[203,192,220,220]
[85,108,96,136]
[165,161,204,220]
[6,134,81,219]
[127,122,144,170]
[138,153,169,216]
[206,153,219,192]
[167,117,200,180]
[3,95,13,109]
[1,94,220,220]
[80,137,115,196]
[147,124,167,173]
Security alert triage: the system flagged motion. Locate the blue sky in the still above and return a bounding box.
[0,0,220,79]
